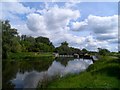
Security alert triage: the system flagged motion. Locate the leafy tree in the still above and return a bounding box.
[21,35,27,41]
[2,20,21,58]
[35,36,50,45]
[20,35,36,52]
[98,48,110,56]
[82,48,88,54]
[10,37,22,53]
[55,41,81,55]
[61,41,68,46]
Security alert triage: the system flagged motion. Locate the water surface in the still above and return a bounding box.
[2,58,93,89]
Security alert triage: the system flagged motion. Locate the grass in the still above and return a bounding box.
[6,52,54,60]
[46,55,120,88]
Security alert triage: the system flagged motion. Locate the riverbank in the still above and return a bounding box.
[46,56,120,88]
[5,52,54,60]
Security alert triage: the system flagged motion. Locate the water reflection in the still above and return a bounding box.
[3,58,93,89]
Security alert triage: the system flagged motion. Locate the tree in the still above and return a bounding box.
[20,35,36,52]
[98,48,110,56]
[82,48,88,54]
[10,37,22,53]
[2,20,21,58]
[35,36,50,45]
[21,35,27,41]
[55,41,81,55]
[35,36,54,52]
[61,41,68,46]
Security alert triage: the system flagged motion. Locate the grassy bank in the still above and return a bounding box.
[6,52,54,60]
[46,56,120,88]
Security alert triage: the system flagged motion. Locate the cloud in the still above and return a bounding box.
[2,2,35,15]
[40,5,80,30]
[87,15,118,34]
[12,24,33,36]
[72,15,118,44]
[26,4,83,47]
[27,13,46,33]
[81,35,116,51]
[65,0,80,8]
[96,33,117,41]
[72,21,88,31]
[72,15,118,33]
[1,2,36,24]
[1,2,36,35]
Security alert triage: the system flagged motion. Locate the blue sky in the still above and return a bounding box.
[1,2,118,52]
[21,2,118,20]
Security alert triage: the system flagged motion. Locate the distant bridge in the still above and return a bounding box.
[53,53,98,63]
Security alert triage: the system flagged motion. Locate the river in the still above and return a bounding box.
[2,57,93,89]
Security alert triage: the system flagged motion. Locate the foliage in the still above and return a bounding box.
[61,41,68,46]
[55,41,81,55]
[2,20,22,58]
[20,35,55,52]
[82,48,88,54]
[98,48,110,56]
[35,36,50,45]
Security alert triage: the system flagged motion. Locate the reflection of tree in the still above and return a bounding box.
[19,58,53,73]
[2,61,19,89]
[55,57,74,66]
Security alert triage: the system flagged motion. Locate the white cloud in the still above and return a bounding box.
[12,24,33,36]
[72,21,88,31]
[43,6,80,30]
[72,15,118,33]
[96,33,118,41]
[2,2,35,15]
[27,13,46,33]
[80,35,117,51]
[26,4,82,48]
[65,0,80,8]
[72,15,118,44]
[1,2,36,22]
[87,15,118,34]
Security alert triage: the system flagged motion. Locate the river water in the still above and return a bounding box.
[2,58,93,89]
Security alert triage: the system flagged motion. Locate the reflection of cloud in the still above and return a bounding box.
[47,59,92,77]
[47,61,65,77]
[63,59,91,75]
[12,72,29,88]
[23,71,41,88]
[11,59,93,88]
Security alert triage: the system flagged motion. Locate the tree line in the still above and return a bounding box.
[2,20,55,59]
[1,20,113,59]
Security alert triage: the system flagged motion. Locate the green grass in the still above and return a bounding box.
[7,52,54,60]
[46,56,120,88]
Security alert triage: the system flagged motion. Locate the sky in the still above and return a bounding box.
[0,1,119,52]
